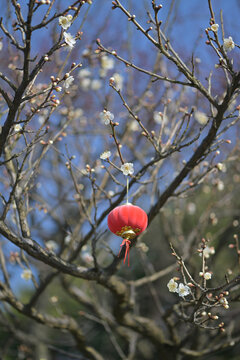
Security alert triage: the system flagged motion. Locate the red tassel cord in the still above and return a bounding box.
[118,239,131,266]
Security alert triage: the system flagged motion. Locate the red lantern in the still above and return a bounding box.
[107,203,148,266]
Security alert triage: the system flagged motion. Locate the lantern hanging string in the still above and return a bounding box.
[126,177,129,204]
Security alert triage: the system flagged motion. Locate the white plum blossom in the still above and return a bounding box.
[82,48,90,57]
[74,108,84,118]
[137,242,149,253]
[45,240,58,252]
[81,77,91,91]
[77,67,92,91]
[129,121,139,132]
[223,36,235,52]
[78,68,91,78]
[100,110,114,125]
[64,75,74,89]
[14,124,22,132]
[178,283,191,297]
[187,202,196,215]
[0,41,3,51]
[63,32,76,48]
[112,73,124,90]
[60,107,68,115]
[217,180,224,191]
[146,90,154,98]
[99,68,107,78]
[204,272,212,280]
[121,162,134,176]
[38,109,48,125]
[101,55,114,70]
[199,246,215,258]
[64,234,72,245]
[153,111,168,125]
[82,252,94,264]
[153,111,162,124]
[66,14,73,21]
[21,269,32,281]
[108,190,114,197]
[50,296,58,303]
[195,110,208,125]
[59,15,72,30]
[55,86,62,92]
[91,79,102,91]
[167,278,178,293]
[8,63,16,70]
[211,23,219,32]
[216,162,226,172]
[100,150,111,160]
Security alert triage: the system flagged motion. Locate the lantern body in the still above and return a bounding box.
[107,203,148,239]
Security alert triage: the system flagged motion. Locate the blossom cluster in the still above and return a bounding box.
[199,271,212,280]
[58,14,76,49]
[167,278,191,297]
[100,55,114,77]
[100,150,111,160]
[77,55,124,92]
[199,245,215,258]
[219,296,229,309]
[208,22,235,52]
[100,110,114,125]
[78,68,102,91]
